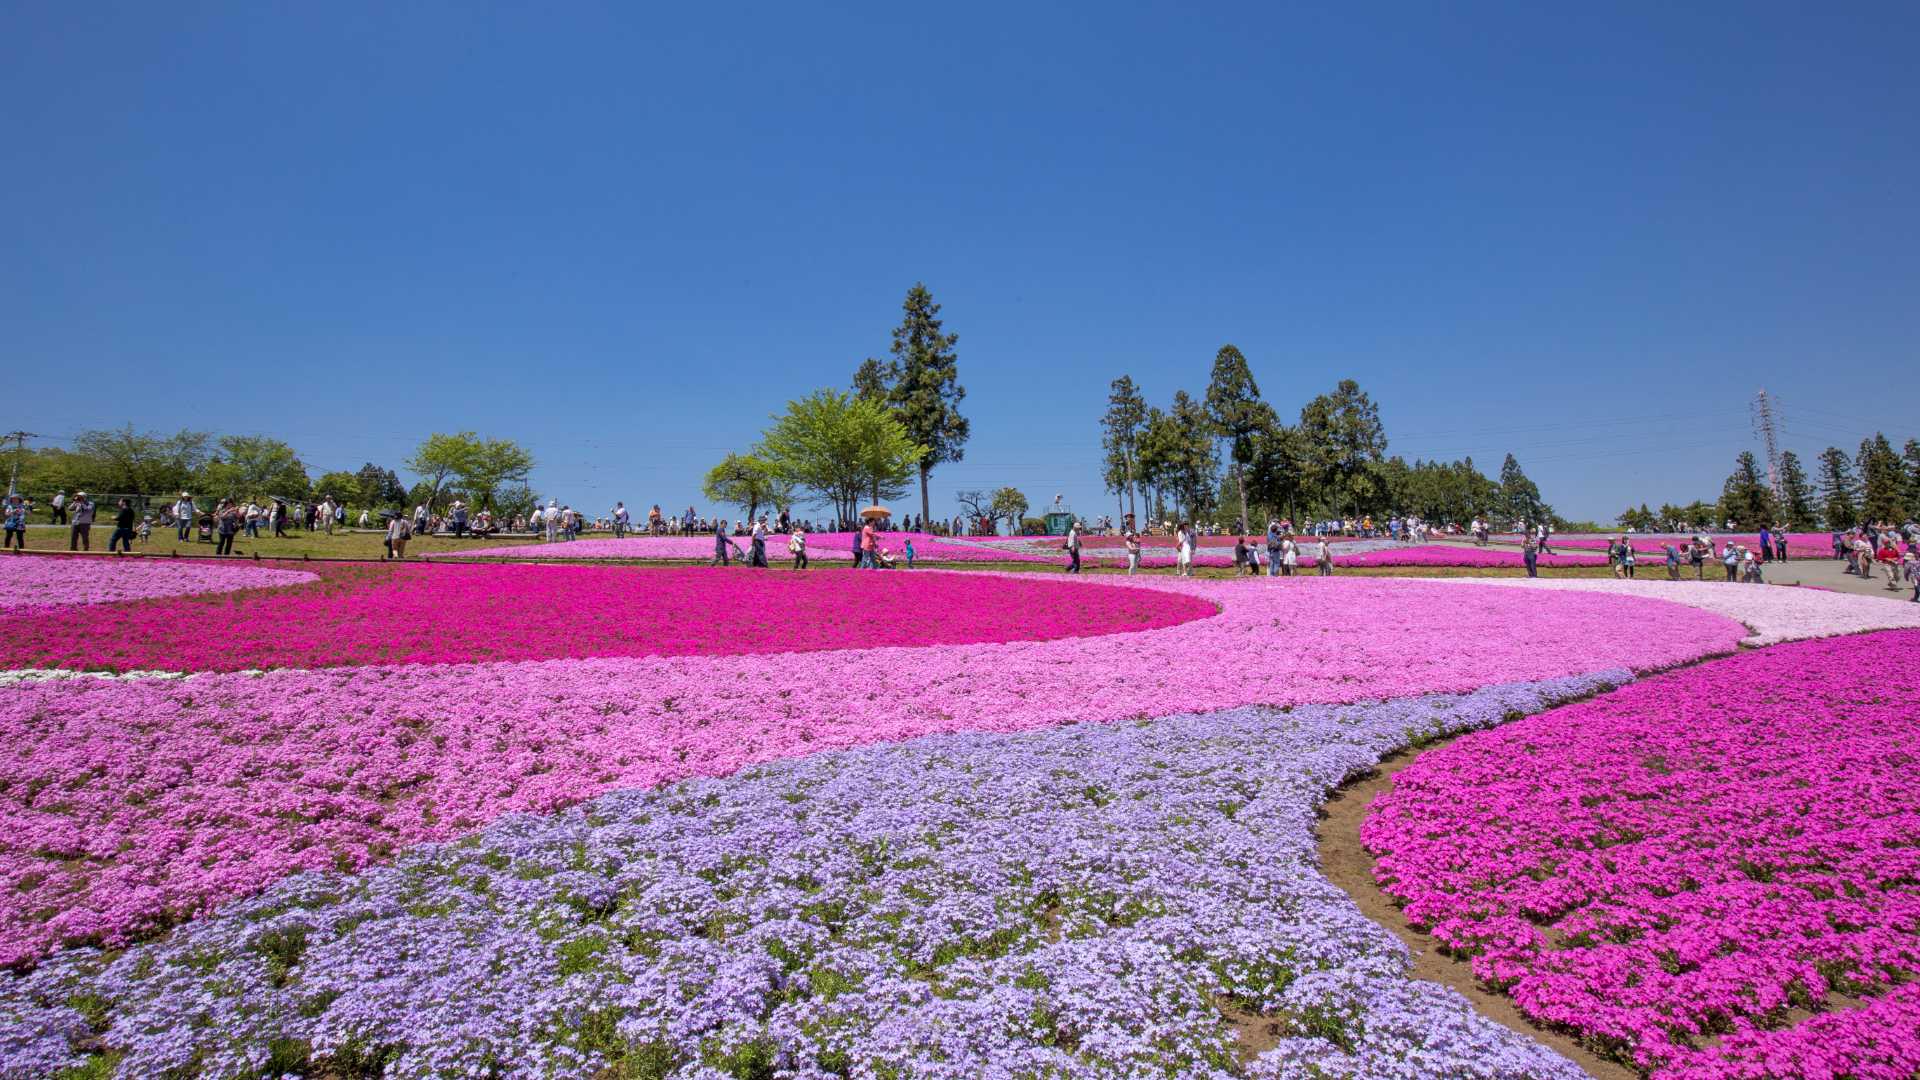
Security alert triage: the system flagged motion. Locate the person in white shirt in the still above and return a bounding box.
[173,493,196,541]
[543,501,560,543]
[50,491,67,525]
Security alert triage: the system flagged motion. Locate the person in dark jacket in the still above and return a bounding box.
[108,498,138,553]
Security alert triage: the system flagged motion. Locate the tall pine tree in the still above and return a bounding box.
[1904,439,1920,521]
[1776,450,1817,529]
[1100,376,1147,521]
[1498,454,1545,526]
[887,284,975,522]
[1203,345,1270,530]
[1719,451,1775,527]
[1816,447,1858,529]
[1857,433,1904,524]
[886,284,968,524]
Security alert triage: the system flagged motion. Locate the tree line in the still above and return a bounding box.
[703,283,970,527]
[1628,435,1920,531]
[10,427,533,517]
[1098,347,1553,530]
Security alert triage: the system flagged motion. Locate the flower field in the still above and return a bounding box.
[0,557,315,612]
[445,532,1045,563]
[1363,629,1920,1077]
[1501,533,1834,559]
[1,553,1917,1077]
[0,561,1209,673]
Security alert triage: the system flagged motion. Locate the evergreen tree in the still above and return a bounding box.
[1857,433,1904,524]
[1244,423,1313,526]
[886,284,968,524]
[852,357,893,402]
[1100,376,1148,521]
[1776,450,1817,529]
[1904,439,1920,521]
[1816,447,1859,529]
[1498,453,1544,526]
[1166,391,1220,522]
[1297,380,1387,519]
[1718,451,1776,527]
[1203,345,1271,529]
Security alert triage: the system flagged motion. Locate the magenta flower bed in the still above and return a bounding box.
[0,577,1743,967]
[0,556,315,613]
[443,532,1052,563]
[1540,533,1831,558]
[1331,545,1607,568]
[0,563,1212,673]
[1362,629,1920,1076]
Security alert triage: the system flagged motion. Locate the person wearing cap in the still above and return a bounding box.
[68,492,95,551]
[3,494,26,550]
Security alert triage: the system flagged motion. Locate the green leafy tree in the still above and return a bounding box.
[1817,447,1859,529]
[71,426,212,497]
[1719,451,1776,527]
[887,283,968,524]
[758,389,924,526]
[405,433,474,511]
[1100,375,1148,522]
[200,435,310,501]
[1203,346,1271,529]
[1857,433,1905,524]
[1297,380,1387,519]
[455,437,535,511]
[1776,450,1817,529]
[312,470,363,507]
[989,487,1029,535]
[702,453,785,522]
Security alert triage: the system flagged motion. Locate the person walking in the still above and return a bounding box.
[50,491,67,525]
[3,494,27,551]
[1124,529,1141,575]
[861,521,878,570]
[1663,542,1681,580]
[1522,532,1539,578]
[1175,521,1194,577]
[386,511,412,559]
[1281,535,1298,577]
[1317,536,1333,576]
[173,492,196,541]
[544,501,560,543]
[1264,520,1282,578]
[749,516,769,568]
[1722,542,1740,582]
[108,498,137,553]
[904,537,916,569]
[1621,543,1637,579]
[712,518,731,566]
[613,502,630,538]
[789,524,808,569]
[1064,521,1082,574]
[67,492,95,551]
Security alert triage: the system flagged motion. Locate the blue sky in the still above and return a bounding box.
[4,2,1914,522]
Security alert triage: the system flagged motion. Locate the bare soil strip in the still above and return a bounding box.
[1315,744,1640,1080]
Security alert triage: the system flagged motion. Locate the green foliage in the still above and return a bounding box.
[1384,455,1502,527]
[1817,446,1859,529]
[198,435,311,502]
[1776,450,1818,529]
[989,486,1029,534]
[355,463,407,508]
[1203,345,1273,524]
[403,432,534,512]
[1244,423,1314,524]
[852,357,893,402]
[1905,439,1920,521]
[312,471,363,506]
[1297,380,1387,518]
[1718,450,1776,527]
[1856,433,1905,524]
[701,453,788,521]
[1498,453,1548,525]
[1100,375,1147,518]
[886,283,968,521]
[69,425,212,497]
[757,389,925,525]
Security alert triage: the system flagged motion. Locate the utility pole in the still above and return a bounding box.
[1750,390,1784,502]
[2,431,35,498]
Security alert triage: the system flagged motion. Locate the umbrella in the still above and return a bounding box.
[859,506,891,520]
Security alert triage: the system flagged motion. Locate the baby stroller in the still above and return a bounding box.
[197,512,216,543]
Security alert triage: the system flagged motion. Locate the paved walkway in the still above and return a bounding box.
[1420,536,1916,599]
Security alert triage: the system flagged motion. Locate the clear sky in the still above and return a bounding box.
[4,3,1915,523]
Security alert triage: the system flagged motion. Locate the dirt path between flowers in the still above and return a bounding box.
[1316,744,1641,1080]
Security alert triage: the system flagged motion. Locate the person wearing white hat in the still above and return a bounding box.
[173,492,196,541]
[68,491,95,551]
